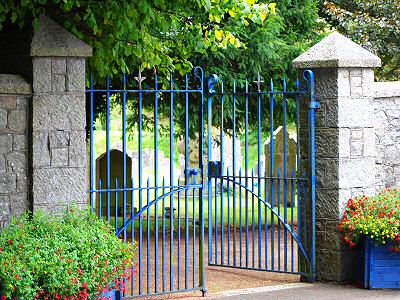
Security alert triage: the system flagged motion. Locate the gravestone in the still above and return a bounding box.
[96,149,133,218]
[178,131,242,176]
[264,126,297,206]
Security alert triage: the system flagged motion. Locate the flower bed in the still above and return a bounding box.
[0,209,136,299]
[339,188,400,288]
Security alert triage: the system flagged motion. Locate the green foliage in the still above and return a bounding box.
[0,209,136,300]
[339,188,400,251]
[0,0,320,137]
[320,0,400,80]
[0,0,275,78]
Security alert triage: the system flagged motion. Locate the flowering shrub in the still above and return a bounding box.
[339,187,400,251]
[0,209,136,300]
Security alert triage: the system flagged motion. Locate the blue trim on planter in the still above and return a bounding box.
[358,237,400,289]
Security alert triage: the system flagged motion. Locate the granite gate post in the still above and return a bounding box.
[293,32,380,281]
[30,15,92,212]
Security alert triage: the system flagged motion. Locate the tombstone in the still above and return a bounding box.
[96,149,133,218]
[264,126,297,207]
[178,130,242,176]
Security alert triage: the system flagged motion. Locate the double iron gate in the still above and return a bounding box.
[88,67,318,298]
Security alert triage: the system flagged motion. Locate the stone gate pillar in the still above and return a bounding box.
[292,32,380,281]
[30,15,92,212]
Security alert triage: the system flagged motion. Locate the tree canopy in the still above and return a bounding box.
[320,0,400,81]
[0,0,320,137]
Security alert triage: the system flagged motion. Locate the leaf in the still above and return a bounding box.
[215,29,224,41]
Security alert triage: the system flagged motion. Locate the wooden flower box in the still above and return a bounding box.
[357,237,400,289]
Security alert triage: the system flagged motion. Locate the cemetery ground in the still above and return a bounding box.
[122,226,299,297]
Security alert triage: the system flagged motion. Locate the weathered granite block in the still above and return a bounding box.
[0,108,7,130]
[52,74,66,93]
[0,173,16,194]
[10,192,29,215]
[67,58,85,92]
[13,134,27,151]
[0,95,17,109]
[32,94,85,131]
[32,57,52,93]
[51,147,69,166]
[52,58,67,74]
[32,167,86,206]
[0,134,12,154]
[6,152,26,172]
[8,110,26,132]
[69,130,87,167]
[32,132,51,167]
[49,131,70,147]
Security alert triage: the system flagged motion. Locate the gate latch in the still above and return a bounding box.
[208,161,222,178]
[309,101,321,109]
[185,168,199,177]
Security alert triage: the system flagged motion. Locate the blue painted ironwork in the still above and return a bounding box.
[206,69,318,279]
[88,67,318,298]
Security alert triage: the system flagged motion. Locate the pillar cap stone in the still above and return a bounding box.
[292,31,381,69]
[0,74,31,94]
[31,15,92,57]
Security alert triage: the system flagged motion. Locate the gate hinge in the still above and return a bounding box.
[309,101,321,109]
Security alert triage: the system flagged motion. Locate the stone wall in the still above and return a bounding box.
[374,81,400,190]
[0,75,31,228]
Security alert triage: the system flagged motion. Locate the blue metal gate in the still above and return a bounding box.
[87,67,317,298]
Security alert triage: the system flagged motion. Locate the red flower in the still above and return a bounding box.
[7,240,12,245]
[1,295,6,300]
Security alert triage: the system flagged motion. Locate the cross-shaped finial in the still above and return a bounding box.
[134,70,146,89]
[254,72,264,92]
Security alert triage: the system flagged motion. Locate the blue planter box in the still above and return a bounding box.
[357,237,400,289]
[93,290,121,300]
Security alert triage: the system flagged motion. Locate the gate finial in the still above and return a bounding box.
[134,70,146,89]
[254,72,264,92]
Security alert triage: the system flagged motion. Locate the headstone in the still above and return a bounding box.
[96,149,133,217]
[264,126,297,206]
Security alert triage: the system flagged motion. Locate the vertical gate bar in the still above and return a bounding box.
[170,75,175,291]
[291,169,295,273]
[207,78,213,265]
[193,181,197,287]
[251,168,255,268]
[232,81,237,267]
[177,181,181,290]
[239,167,243,267]
[269,78,275,271]
[214,176,218,265]
[295,78,301,250]
[162,177,166,292]
[185,74,190,288]
[197,68,206,295]
[257,76,262,269]
[115,178,119,236]
[147,178,151,294]
[154,73,159,294]
[185,182,189,289]
[303,171,308,274]
[308,71,317,281]
[106,76,111,222]
[138,79,144,295]
[227,168,231,265]
[123,74,127,242]
[277,168,281,271]
[131,178,135,296]
[185,76,190,289]
[220,81,225,266]
[245,80,249,268]
[264,175,268,269]
[89,75,94,211]
[283,78,288,272]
